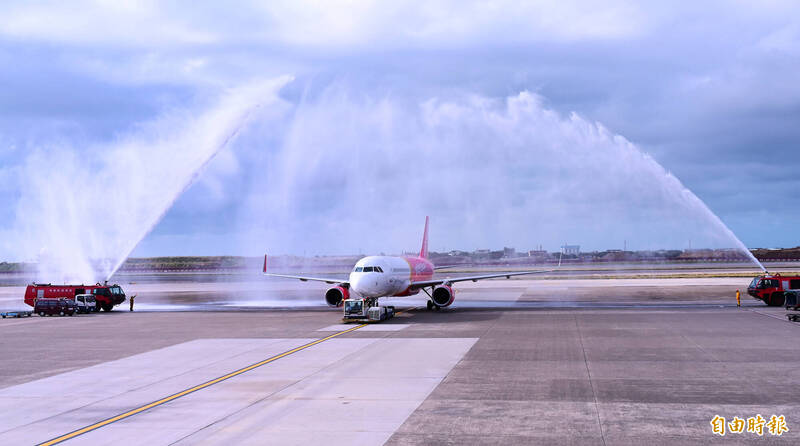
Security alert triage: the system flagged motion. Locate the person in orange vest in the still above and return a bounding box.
[129,295,136,312]
[736,290,741,307]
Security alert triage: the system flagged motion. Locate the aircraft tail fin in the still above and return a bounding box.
[419,216,429,259]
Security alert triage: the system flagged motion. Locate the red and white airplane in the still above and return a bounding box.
[263,217,553,310]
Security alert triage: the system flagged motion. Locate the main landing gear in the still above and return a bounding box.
[423,287,441,311]
[426,300,441,311]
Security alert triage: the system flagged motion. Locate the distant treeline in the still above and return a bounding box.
[0,262,32,273]
[117,255,361,272]
[751,247,800,261]
[119,256,257,271]
[3,248,800,274]
[117,248,800,271]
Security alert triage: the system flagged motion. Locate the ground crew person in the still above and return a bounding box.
[129,295,136,312]
[736,290,741,307]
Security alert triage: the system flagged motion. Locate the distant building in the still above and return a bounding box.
[528,250,548,257]
[561,245,580,255]
[503,247,516,257]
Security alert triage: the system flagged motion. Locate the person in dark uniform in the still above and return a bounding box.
[129,295,136,312]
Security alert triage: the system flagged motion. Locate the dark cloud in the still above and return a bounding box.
[1,2,800,260]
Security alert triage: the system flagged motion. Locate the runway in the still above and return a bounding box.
[0,274,759,312]
[1,276,799,444]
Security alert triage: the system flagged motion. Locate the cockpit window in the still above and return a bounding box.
[760,279,779,288]
[356,266,384,273]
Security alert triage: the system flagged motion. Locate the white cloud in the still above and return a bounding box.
[257,0,649,46]
[0,1,218,47]
[0,0,649,50]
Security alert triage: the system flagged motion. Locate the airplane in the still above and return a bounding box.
[262,216,555,310]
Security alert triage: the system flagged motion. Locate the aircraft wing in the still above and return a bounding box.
[263,273,347,285]
[261,255,347,285]
[409,269,553,290]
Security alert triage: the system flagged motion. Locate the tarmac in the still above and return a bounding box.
[1,276,799,445]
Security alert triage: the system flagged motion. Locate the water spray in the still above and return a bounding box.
[14,83,765,282]
[103,102,263,282]
[11,77,291,285]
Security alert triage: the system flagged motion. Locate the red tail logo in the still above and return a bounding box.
[419,216,429,259]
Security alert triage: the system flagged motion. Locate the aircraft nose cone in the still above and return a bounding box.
[351,273,382,297]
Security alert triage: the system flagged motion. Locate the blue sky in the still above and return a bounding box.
[1,1,799,264]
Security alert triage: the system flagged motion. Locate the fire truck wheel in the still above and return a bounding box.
[769,293,785,307]
[102,304,113,312]
[59,311,65,316]
[38,312,44,317]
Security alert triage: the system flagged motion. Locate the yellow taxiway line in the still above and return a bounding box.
[38,322,369,445]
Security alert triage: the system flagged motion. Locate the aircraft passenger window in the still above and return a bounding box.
[355,267,363,272]
[363,267,374,272]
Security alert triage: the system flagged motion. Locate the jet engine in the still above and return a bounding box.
[325,285,349,307]
[432,285,455,307]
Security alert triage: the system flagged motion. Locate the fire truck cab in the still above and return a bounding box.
[747,274,800,307]
[24,283,126,312]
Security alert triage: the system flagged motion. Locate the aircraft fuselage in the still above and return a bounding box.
[349,255,434,298]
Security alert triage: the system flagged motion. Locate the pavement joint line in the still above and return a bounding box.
[36,322,369,446]
[168,308,418,444]
[574,314,607,446]
[747,308,798,323]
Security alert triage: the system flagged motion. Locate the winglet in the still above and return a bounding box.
[263,254,268,273]
[419,216,429,259]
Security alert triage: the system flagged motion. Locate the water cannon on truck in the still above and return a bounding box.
[747,273,800,307]
[24,283,126,312]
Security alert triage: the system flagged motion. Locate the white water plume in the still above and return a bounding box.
[14,77,292,284]
[239,87,764,271]
[9,80,763,281]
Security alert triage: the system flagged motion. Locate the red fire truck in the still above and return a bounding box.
[747,274,800,306]
[24,283,127,312]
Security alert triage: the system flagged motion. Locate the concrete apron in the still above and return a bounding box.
[0,336,476,445]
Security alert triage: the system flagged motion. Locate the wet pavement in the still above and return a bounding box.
[1,274,798,444]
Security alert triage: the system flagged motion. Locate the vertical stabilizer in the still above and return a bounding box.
[419,216,429,259]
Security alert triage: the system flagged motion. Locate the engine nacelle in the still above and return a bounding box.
[432,285,455,307]
[325,285,349,307]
